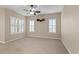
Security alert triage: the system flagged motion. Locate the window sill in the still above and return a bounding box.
[30,32,34,33]
[48,32,57,34]
[11,32,24,35]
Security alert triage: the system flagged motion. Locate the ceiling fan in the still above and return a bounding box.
[23,5,40,15]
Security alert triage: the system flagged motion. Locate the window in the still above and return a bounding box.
[10,16,24,34]
[10,17,18,33]
[29,20,34,32]
[49,18,56,33]
[18,19,24,32]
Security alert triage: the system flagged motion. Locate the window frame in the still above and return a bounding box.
[10,16,24,34]
[29,20,35,32]
[18,19,24,33]
[48,17,56,33]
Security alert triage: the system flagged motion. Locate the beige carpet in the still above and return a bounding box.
[0,37,69,54]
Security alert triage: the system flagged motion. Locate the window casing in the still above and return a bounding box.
[18,19,24,32]
[29,20,34,32]
[10,16,24,34]
[49,18,56,33]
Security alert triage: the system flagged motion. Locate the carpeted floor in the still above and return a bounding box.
[0,37,69,54]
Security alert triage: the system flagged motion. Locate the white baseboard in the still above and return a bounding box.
[0,37,25,44]
[5,37,25,43]
[27,36,61,40]
[0,36,60,44]
[5,38,19,43]
[61,40,71,54]
[0,41,5,44]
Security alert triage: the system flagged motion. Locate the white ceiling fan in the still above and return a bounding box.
[23,5,40,15]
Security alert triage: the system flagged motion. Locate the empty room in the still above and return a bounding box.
[0,5,79,54]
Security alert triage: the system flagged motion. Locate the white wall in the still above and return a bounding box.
[0,8,27,43]
[26,13,61,39]
[61,6,79,53]
[5,8,26,42]
[0,8,5,42]
[0,7,61,43]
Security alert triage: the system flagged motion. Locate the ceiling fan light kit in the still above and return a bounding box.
[23,5,40,15]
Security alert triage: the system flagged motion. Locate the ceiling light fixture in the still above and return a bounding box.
[23,5,40,15]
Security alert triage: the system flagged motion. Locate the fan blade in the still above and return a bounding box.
[35,11,40,13]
